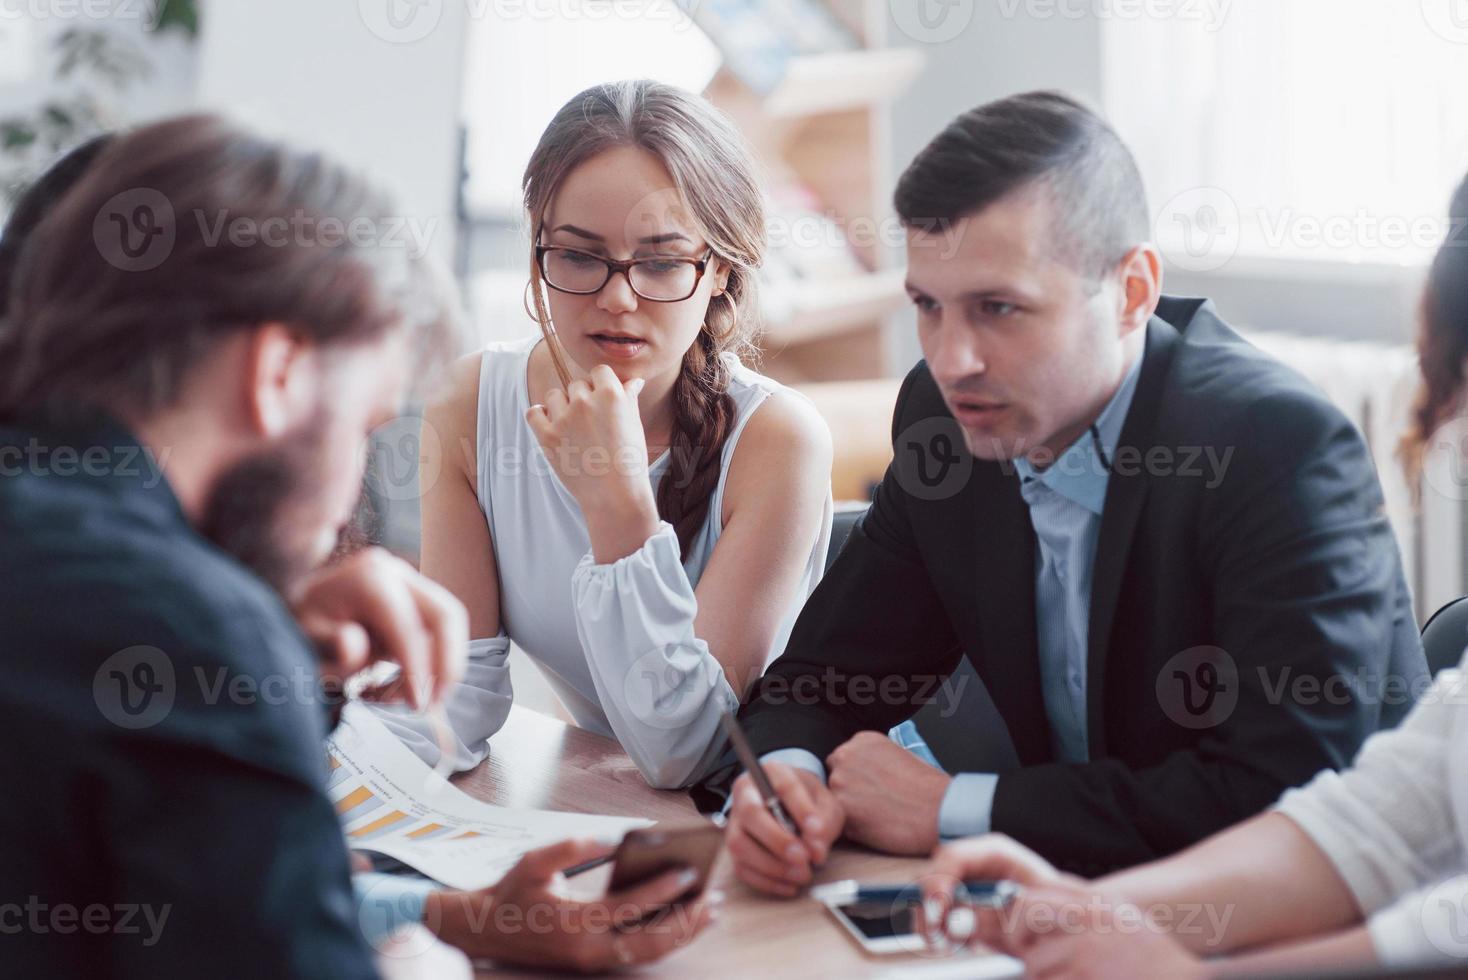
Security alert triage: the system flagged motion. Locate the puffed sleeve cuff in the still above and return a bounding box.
[366,634,513,773]
[571,521,739,789]
[939,773,999,839]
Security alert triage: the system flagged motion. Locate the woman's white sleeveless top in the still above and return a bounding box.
[474,335,833,739]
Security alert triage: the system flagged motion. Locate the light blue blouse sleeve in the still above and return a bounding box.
[571,521,741,789]
[353,871,437,947]
[366,633,514,772]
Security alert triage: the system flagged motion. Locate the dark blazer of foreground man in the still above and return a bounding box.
[722,294,1426,875]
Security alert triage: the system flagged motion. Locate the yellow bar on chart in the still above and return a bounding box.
[350,811,410,838]
[407,823,448,839]
[451,831,482,840]
[335,786,374,815]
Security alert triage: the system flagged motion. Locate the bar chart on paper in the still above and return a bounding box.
[325,704,650,890]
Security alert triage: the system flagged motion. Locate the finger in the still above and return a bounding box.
[606,867,699,928]
[305,615,372,684]
[615,899,712,964]
[508,837,616,885]
[566,378,592,403]
[587,363,620,390]
[525,405,553,446]
[732,862,801,898]
[973,904,1019,954]
[765,768,828,862]
[624,376,646,399]
[400,572,468,702]
[1023,932,1081,979]
[542,387,568,417]
[731,782,809,871]
[342,552,433,710]
[726,824,808,884]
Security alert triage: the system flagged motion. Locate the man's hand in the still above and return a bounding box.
[826,731,951,856]
[426,838,714,973]
[292,547,467,710]
[725,763,844,898]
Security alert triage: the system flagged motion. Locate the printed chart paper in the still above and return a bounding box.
[327,704,650,889]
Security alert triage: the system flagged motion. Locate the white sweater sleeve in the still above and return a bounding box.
[571,521,739,789]
[364,634,513,772]
[1274,665,1465,967]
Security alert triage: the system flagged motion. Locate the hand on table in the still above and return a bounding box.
[292,546,468,710]
[725,763,844,898]
[827,731,951,856]
[426,838,714,973]
[918,835,1206,979]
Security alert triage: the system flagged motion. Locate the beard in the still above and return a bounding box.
[196,418,342,596]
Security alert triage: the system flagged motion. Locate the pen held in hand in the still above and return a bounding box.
[719,711,800,836]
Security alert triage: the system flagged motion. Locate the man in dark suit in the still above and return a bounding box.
[715,91,1426,892]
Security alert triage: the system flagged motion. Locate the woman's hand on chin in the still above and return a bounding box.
[526,363,662,562]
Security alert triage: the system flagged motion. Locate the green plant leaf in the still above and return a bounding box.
[1,121,38,150]
[152,0,200,37]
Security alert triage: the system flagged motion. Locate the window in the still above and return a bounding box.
[459,2,720,217]
[1103,2,1468,268]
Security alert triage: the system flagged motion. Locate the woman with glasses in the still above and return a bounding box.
[372,79,834,789]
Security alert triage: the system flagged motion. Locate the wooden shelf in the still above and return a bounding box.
[762,267,909,346]
[761,48,925,119]
[704,0,923,383]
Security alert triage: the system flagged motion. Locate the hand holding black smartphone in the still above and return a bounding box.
[608,822,725,904]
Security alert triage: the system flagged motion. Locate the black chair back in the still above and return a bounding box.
[1422,595,1468,677]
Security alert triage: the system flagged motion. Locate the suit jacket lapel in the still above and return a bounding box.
[1086,317,1181,757]
[971,465,1051,766]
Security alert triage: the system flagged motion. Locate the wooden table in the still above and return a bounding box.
[442,706,1017,979]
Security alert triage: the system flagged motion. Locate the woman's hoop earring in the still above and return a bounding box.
[522,279,538,323]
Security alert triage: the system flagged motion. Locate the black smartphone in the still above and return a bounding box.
[608,823,725,902]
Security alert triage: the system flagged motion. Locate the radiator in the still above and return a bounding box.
[1244,330,1463,621]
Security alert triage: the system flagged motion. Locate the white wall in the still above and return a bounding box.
[883,7,1105,369]
[193,0,469,266]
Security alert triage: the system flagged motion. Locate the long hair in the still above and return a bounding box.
[1403,173,1468,477]
[0,114,457,426]
[521,80,766,560]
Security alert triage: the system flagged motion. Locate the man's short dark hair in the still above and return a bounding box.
[894,90,1150,278]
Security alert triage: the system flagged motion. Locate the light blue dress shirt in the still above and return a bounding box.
[755,352,1146,840]
[936,350,1145,837]
[353,871,437,945]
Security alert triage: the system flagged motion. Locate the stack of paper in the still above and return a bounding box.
[327,704,651,890]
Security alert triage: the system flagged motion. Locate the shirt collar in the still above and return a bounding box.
[1013,339,1146,516]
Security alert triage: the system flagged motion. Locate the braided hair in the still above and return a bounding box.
[521,80,765,559]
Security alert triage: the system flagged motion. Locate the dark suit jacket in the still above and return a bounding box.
[0,415,378,979]
[722,297,1426,875]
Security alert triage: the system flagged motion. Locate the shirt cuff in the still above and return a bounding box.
[939,773,999,839]
[354,871,437,946]
[762,747,827,782]
[720,748,827,816]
